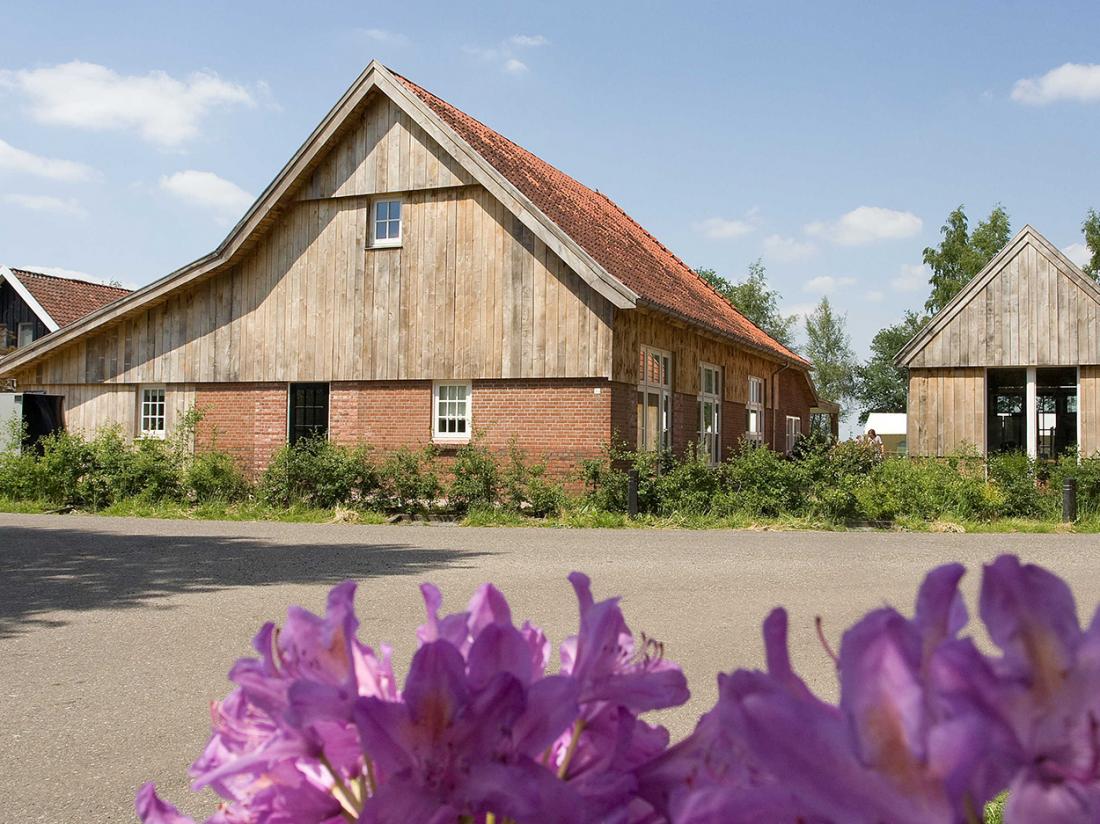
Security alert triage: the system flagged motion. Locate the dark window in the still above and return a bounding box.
[289,383,329,445]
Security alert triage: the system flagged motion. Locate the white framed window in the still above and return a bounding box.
[637,346,672,452]
[433,381,471,441]
[371,198,402,247]
[698,363,722,464]
[745,376,765,444]
[139,386,167,439]
[17,322,35,348]
[786,415,802,455]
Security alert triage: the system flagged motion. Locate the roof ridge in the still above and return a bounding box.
[12,267,130,293]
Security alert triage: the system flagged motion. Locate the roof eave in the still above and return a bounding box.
[0,266,60,333]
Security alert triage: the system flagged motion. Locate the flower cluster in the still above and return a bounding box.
[139,555,1100,823]
[137,572,688,824]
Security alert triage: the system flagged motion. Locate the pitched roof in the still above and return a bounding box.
[395,74,807,366]
[895,225,1100,366]
[9,268,131,328]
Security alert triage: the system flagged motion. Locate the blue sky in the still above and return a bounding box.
[2,1,1098,359]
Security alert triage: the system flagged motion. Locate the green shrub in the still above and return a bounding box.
[500,441,564,517]
[259,438,376,509]
[580,444,630,513]
[652,445,720,515]
[448,438,500,514]
[988,452,1043,518]
[715,443,803,517]
[36,429,96,506]
[377,447,441,514]
[187,450,251,503]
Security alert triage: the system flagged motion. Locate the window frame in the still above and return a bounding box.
[698,362,722,464]
[745,376,765,444]
[637,345,673,452]
[287,382,330,445]
[433,380,472,443]
[17,322,35,348]
[139,385,167,440]
[785,415,802,455]
[370,197,403,248]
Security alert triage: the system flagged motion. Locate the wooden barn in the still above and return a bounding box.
[897,225,1100,459]
[0,62,818,476]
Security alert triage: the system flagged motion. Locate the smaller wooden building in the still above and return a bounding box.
[896,226,1100,458]
[0,266,130,355]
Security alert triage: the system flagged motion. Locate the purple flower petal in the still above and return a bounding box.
[135,783,196,824]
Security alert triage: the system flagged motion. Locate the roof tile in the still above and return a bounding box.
[11,269,131,328]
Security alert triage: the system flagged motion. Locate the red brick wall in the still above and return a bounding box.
[610,381,635,449]
[194,383,287,476]
[329,381,433,449]
[197,379,617,478]
[723,400,747,458]
[771,369,814,452]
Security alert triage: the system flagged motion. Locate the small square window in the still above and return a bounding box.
[372,198,402,247]
[140,386,166,439]
[434,382,471,441]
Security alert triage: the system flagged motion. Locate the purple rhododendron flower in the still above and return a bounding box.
[139,556,1100,824]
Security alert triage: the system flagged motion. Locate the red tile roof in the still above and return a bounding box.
[11,269,131,328]
[396,73,808,366]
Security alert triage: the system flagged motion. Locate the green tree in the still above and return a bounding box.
[923,205,1011,314]
[1082,209,1100,281]
[853,311,927,425]
[695,260,797,348]
[804,296,856,408]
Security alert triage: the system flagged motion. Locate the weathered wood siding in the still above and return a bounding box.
[16,383,196,437]
[907,368,986,456]
[1082,366,1100,458]
[909,239,1100,368]
[13,94,613,389]
[298,93,475,199]
[0,281,49,351]
[612,308,799,403]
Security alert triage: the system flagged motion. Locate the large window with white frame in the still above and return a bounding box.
[637,346,672,452]
[371,198,402,247]
[434,381,471,441]
[698,363,722,463]
[745,376,765,444]
[785,415,802,455]
[139,386,167,439]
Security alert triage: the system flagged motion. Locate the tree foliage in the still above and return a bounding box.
[804,296,856,408]
[853,310,927,425]
[696,260,798,348]
[923,205,1011,314]
[1082,208,1100,281]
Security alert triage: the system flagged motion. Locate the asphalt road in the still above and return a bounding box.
[2,514,1099,822]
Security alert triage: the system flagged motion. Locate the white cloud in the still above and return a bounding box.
[805,206,922,246]
[781,302,818,319]
[0,61,256,147]
[696,216,755,240]
[892,263,929,292]
[1064,242,1091,268]
[1012,63,1100,105]
[509,34,549,48]
[465,33,549,74]
[159,170,253,222]
[0,138,98,182]
[803,275,856,294]
[867,290,885,303]
[3,193,87,218]
[763,233,817,263]
[359,28,409,45]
